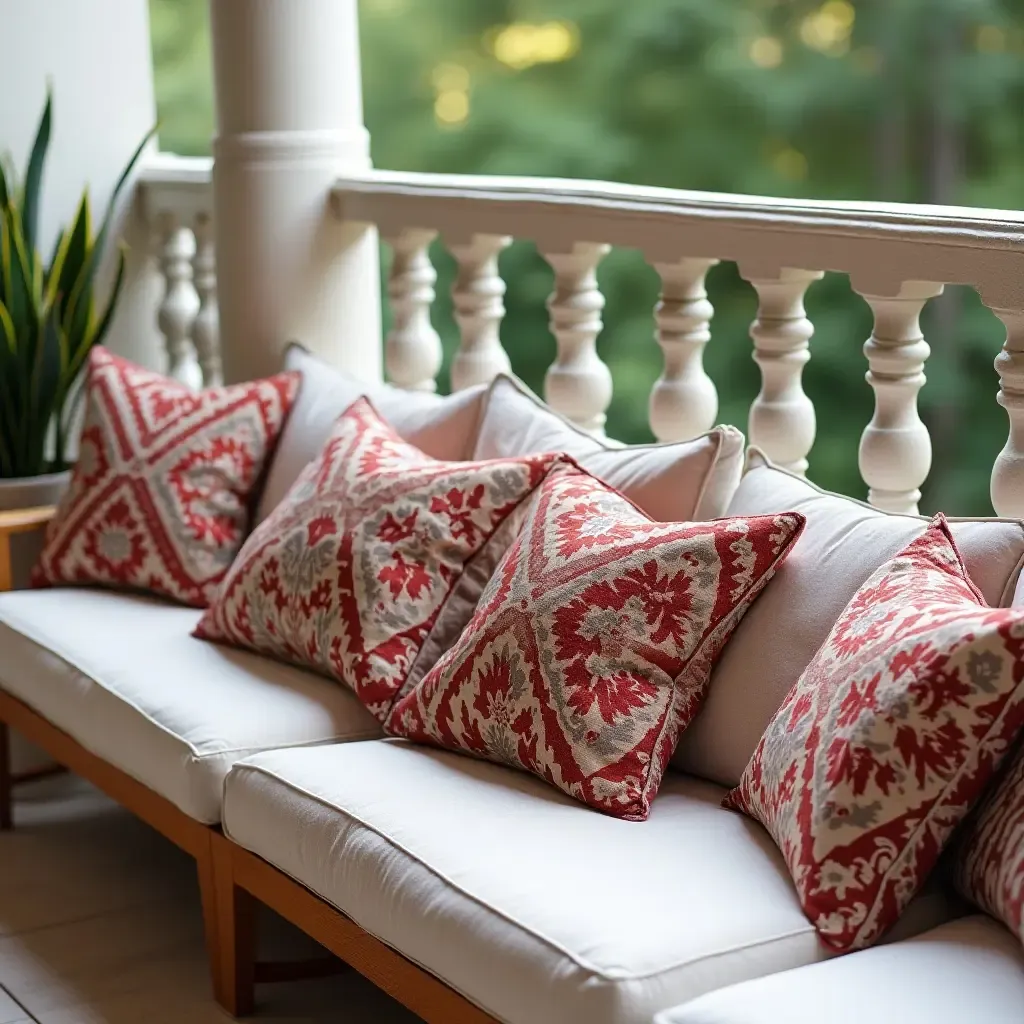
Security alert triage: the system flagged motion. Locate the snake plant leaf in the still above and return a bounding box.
[0,157,9,212]
[21,88,52,257]
[81,243,127,368]
[53,192,90,329]
[64,123,156,348]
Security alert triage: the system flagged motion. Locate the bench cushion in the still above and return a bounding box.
[654,916,1024,1024]
[222,741,957,1024]
[0,589,381,823]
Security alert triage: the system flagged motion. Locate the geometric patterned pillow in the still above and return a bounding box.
[954,742,1024,945]
[194,397,556,723]
[32,347,299,607]
[387,461,805,820]
[724,515,1024,952]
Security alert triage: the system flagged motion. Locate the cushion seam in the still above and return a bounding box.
[228,760,816,982]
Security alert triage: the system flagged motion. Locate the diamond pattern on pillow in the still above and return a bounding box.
[195,397,555,722]
[725,516,1024,952]
[32,347,299,607]
[387,462,804,820]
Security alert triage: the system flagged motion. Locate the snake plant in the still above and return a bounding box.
[0,90,156,479]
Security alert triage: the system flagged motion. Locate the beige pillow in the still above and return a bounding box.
[472,374,744,521]
[673,448,1024,786]
[256,344,487,523]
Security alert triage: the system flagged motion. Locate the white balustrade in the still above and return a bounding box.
[191,213,222,387]
[542,242,612,436]
[991,307,1024,517]
[449,234,512,391]
[650,258,719,442]
[856,281,943,514]
[385,229,443,392]
[156,215,203,390]
[743,266,824,474]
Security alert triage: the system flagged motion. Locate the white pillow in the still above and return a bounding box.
[472,375,744,522]
[256,344,487,523]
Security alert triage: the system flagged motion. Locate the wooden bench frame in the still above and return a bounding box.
[0,509,500,1022]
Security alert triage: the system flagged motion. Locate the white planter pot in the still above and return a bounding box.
[0,470,70,776]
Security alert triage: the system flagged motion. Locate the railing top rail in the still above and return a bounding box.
[332,169,1024,307]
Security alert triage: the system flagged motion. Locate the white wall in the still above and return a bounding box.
[0,0,165,369]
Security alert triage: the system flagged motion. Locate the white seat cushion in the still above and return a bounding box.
[0,589,381,823]
[654,916,1024,1024]
[224,741,942,1024]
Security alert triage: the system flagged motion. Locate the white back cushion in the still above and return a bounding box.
[256,345,486,523]
[674,448,1024,785]
[473,375,744,522]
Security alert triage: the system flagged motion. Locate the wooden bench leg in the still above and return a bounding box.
[211,835,257,1017]
[0,721,12,831]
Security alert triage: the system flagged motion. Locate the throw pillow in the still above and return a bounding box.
[724,516,1024,952]
[953,743,1024,945]
[387,461,804,820]
[195,397,555,723]
[32,347,299,607]
[256,343,487,523]
[675,447,1024,786]
[472,374,745,522]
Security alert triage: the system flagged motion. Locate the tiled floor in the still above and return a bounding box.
[0,773,418,1023]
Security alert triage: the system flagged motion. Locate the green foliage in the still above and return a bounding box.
[151,0,1024,515]
[0,91,155,479]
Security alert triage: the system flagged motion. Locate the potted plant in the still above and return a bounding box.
[0,90,155,527]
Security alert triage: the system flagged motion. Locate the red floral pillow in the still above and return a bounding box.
[194,397,555,722]
[33,347,298,607]
[724,516,1024,952]
[953,743,1024,945]
[386,461,804,820]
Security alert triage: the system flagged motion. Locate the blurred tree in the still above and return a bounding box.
[150,0,1024,514]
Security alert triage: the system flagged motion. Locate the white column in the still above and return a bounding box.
[384,229,443,392]
[450,233,512,391]
[542,242,612,437]
[742,266,824,475]
[650,258,719,442]
[991,308,1024,516]
[856,280,943,514]
[210,0,382,384]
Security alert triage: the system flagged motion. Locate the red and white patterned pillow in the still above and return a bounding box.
[724,516,1024,952]
[32,347,298,607]
[386,461,805,820]
[954,743,1024,944]
[194,397,555,723]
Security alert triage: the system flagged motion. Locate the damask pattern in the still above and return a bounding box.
[32,347,298,607]
[954,742,1024,945]
[387,462,804,820]
[725,516,1024,951]
[195,397,554,722]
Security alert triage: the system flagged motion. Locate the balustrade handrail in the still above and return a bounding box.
[130,155,1024,518]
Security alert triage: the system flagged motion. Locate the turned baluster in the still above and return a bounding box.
[191,213,222,387]
[991,307,1024,517]
[742,266,824,475]
[650,258,720,441]
[157,215,203,389]
[449,234,512,391]
[856,281,943,514]
[385,229,443,392]
[541,242,612,437]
